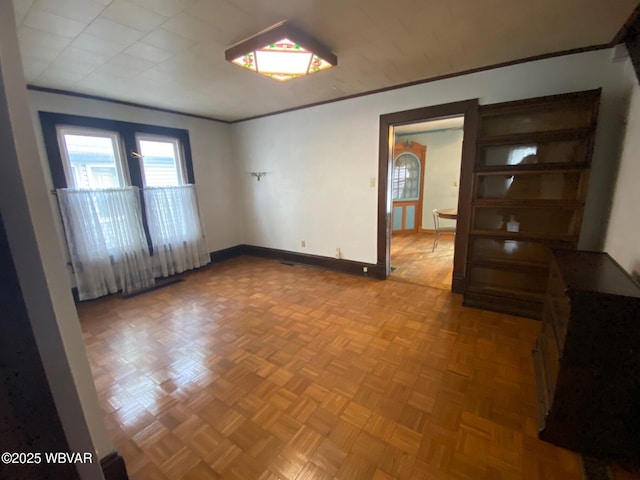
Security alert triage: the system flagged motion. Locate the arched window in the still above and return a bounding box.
[392,153,421,201]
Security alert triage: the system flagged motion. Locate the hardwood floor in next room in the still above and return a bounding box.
[390,232,454,290]
[79,256,585,480]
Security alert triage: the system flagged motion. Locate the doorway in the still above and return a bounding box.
[390,118,464,289]
[377,100,479,293]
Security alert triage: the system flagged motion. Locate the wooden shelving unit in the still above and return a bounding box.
[463,89,601,319]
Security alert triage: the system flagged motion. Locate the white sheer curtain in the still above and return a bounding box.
[143,185,210,277]
[56,187,154,300]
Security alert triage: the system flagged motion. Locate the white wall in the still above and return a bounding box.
[605,64,640,279]
[1,3,108,477]
[396,129,463,230]
[28,91,241,254]
[232,100,381,261]
[232,48,636,264]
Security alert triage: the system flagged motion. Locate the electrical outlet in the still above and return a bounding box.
[369,177,376,188]
[335,247,341,259]
[301,240,306,247]
[363,266,368,273]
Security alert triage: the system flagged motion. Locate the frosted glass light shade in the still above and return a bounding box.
[226,22,337,82]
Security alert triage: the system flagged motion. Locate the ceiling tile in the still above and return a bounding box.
[125,42,175,63]
[139,27,195,53]
[70,32,128,57]
[37,66,88,84]
[21,58,49,81]
[95,52,156,78]
[49,46,110,74]
[75,71,140,95]
[12,0,35,25]
[23,8,86,37]
[32,0,105,23]
[146,59,204,87]
[18,42,62,64]
[18,24,74,50]
[160,12,223,43]
[184,0,256,42]
[100,0,168,32]
[14,0,640,121]
[84,17,146,46]
[129,0,198,18]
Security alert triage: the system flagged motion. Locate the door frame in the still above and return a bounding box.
[377,99,479,292]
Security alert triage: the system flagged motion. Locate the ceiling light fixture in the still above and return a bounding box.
[225,21,337,82]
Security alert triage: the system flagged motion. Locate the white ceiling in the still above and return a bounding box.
[12,0,638,122]
[395,116,465,135]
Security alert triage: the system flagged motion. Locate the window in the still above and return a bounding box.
[136,135,185,187]
[392,153,421,201]
[57,127,127,189]
[40,112,195,190]
[40,112,208,300]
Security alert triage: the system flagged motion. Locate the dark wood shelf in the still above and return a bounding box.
[472,199,583,208]
[474,163,589,175]
[463,89,600,319]
[465,285,546,302]
[464,290,544,319]
[469,229,578,243]
[467,258,550,271]
[477,127,593,146]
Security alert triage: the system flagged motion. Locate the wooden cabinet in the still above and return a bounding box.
[463,89,601,318]
[533,250,640,463]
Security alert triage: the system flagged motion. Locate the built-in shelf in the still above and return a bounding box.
[477,127,593,146]
[463,89,601,318]
[469,230,578,242]
[466,258,550,271]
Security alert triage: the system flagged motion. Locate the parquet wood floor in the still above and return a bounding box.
[390,233,453,290]
[79,256,586,480]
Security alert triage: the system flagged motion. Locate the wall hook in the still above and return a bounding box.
[250,172,269,181]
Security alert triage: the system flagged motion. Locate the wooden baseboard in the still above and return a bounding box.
[209,245,244,264]
[241,245,386,279]
[417,228,455,235]
[452,273,465,294]
[101,452,129,480]
[72,244,384,303]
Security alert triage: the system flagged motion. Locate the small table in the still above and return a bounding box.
[437,208,457,220]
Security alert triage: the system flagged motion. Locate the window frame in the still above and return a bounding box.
[40,112,195,190]
[56,125,129,189]
[391,152,421,201]
[135,133,187,187]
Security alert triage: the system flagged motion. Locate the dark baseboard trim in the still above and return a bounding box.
[121,277,183,299]
[101,452,129,480]
[452,274,465,294]
[242,245,386,279]
[210,245,245,264]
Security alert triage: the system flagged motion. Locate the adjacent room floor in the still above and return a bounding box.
[79,256,585,480]
[390,232,454,290]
